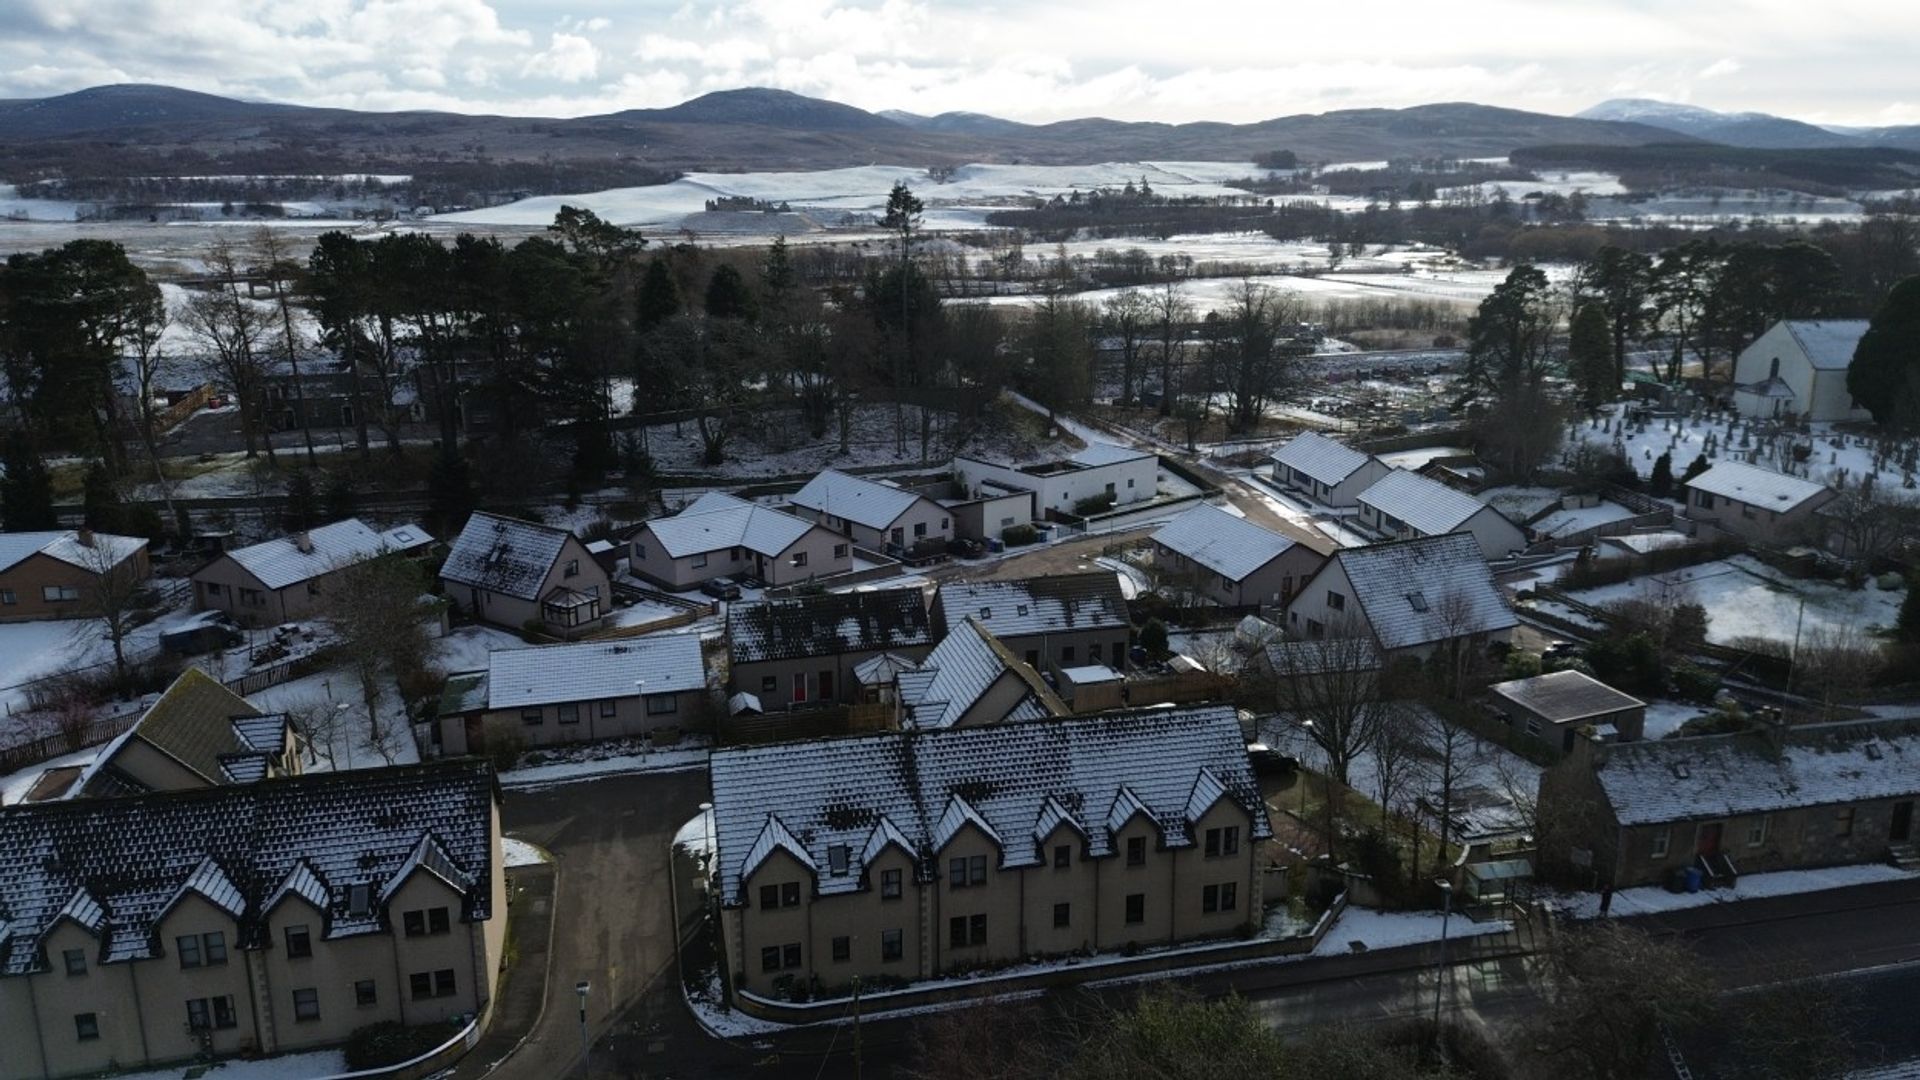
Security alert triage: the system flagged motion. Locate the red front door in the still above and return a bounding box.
[1696,823,1724,858]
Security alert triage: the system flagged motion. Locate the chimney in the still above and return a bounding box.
[1761,706,1790,756]
[74,528,95,549]
[294,532,314,555]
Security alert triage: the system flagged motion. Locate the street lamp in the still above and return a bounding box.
[1430,879,1454,1028]
[574,979,591,1076]
[335,702,352,770]
[1298,719,1315,815]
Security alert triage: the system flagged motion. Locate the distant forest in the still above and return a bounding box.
[1512,144,1920,195]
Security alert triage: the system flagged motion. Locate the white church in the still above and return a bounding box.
[1730,319,1871,423]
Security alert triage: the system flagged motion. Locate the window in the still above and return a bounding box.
[63,948,87,976]
[761,676,778,694]
[521,707,543,726]
[881,869,903,900]
[731,547,744,562]
[831,936,851,963]
[1204,826,1240,858]
[412,970,456,999]
[948,914,987,948]
[1126,836,1146,866]
[1203,883,1238,913]
[558,703,579,724]
[213,996,237,1029]
[1089,642,1103,663]
[1649,829,1670,859]
[1124,893,1145,925]
[1746,816,1769,847]
[1836,806,1857,836]
[1406,591,1428,612]
[355,980,378,1007]
[564,559,579,578]
[1305,618,1324,638]
[293,988,320,1022]
[1220,882,1238,911]
[1525,717,1543,737]
[760,884,779,909]
[238,587,263,607]
[1060,646,1075,665]
[791,551,808,568]
[828,845,849,875]
[1053,902,1071,928]
[949,855,986,888]
[782,944,801,969]
[177,933,200,969]
[792,673,807,704]
[634,543,647,561]
[74,1013,99,1041]
[914,522,927,538]
[881,929,903,961]
[600,699,617,718]
[187,996,237,1031]
[646,695,677,716]
[1053,844,1071,869]
[833,543,849,559]
[42,585,81,603]
[1694,489,1715,510]
[284,925,312,959]
[692,553,708,569]
[1327,590,1346,611]
[350,884,372,915]
[404,908,449,937]
[0,588,14,605]
[1202,884,1220,913]
[781,881,801,907]
[1741,502,1756,520]
[760,946,780,973]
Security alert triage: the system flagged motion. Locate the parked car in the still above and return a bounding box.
[1544,640,1583,662]
[700,576,742,601]
[947,537,984,558]
[1246,742,1297,777]
[159,611,243,656]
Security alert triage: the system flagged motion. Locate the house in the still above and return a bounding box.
[0,530,150,623]
[1683,460,1835,548]
[931,572,1132,673]
[193,518,432,627]
[1150,503,1325,608]
[439,513,609,636]
[439,635,707,755]
[1731,319,1871,422]
[0,761,503,1079]
[1269,432,1390,507]
[787,470,953,558]
[1285,534,1517,661]
[1539,716,1920,890]
[953,443,1159,518]
[1488,669,1645,756]
[934,485,1035,544]
[895,618,1070,730]
[628,492,851,591]
[727,588,934,709]
[1354,469,1525,560]
[709,704,1270,1002]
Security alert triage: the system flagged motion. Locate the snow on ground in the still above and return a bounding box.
[608,599,692,629]
[1310,906,1511,956]
[1550,864,1916,919]
[247,669,418,770]
[1377,446,1473,471]
[106,1049,349,1080]
[1642,700,1708,739]
[636,401,1070,477]
[1567,403,1892,491]
[674,806,718,860]
[1564,556,1904,647]
[0,620,101,711]
[434,624,531,674]
[498,736,711,791]
[501,837,551,868]
[1530,499,1637,539]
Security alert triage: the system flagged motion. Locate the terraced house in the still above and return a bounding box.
[708,705,1269,1003]
[931,572,1131,674]
[726,587,934,710]
[0,762,504,1080]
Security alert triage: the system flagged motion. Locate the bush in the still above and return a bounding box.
[1138,617,1169,658]
[519,618,548,644]
[1073,492,1117,515]
[344,1021,461,1071]
[1002,524,1038,547]
[479,716,526,774]
[1671,663,1721,703]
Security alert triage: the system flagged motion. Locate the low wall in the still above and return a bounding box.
[315,1016,482,1080]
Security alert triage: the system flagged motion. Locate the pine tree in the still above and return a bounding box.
[636,257,681,331]
[1568,302,1616,409]
[427,448,477,536]
[1,434,57,532]
[1650,451,1674,498]
[323,471,356,522]
[704,264,755,322]
[1681,453,1712,485]
[1847,275,1920,428]
[282,468,318,532]
[1899,576,1920,644]
[82,460,121,533]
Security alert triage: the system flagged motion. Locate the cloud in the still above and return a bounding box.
[1699,57,1743,79]
[522,32,600,83]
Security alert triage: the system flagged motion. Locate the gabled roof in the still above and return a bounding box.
[898,619,1067,730]
[933,572,1129,640]
[1781,319,1869,371]
[1184,767,1230,824]
[0,530,145,576]
[641,492,818,560]
[727,588,931,665]
[82,669,274,796]
[1322,534,1517,651]
[263,861,330,916]
[1033,796,1086,846]
[220,517,430,591]
[1356,469,1495,536]
[738,814,815,883]
[1593,718,1920,827]
[1685,460,1831,512]
[1152,503,1299,581]
[486,635,704,710]
[1272,431,1374,487]
[709,705,1270,903]
[931,794,1001,853]
[0,761,497,974]
[378,833,475,904]
[1489,669,1643,724]
[789,469,930,531]
[440,512,576,602]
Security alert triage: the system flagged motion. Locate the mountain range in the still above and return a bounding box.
[1577,98,1920,151]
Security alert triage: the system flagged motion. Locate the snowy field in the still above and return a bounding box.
[0,603,222,714]
[1564,555,1904,647]
[1567,403,1899,491]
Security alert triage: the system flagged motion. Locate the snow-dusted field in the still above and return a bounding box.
[108,1049,350,1080]
[1570,404,1901,493]
[1564,555,1904,647]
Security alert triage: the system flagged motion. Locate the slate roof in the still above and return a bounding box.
[1686,460,1831,512]
[642,492,818,560]
[1781,319,1869,371]
[898,618,1066,730]
[1152,503,1299,582]
[485,635,704,710]
[727,588,931,665]
[709,704,1271,903]
[1068,442,1154,467]
[219,518,431,592]
[0,761,497,975]
[1272,431,1373,487]
[1324,534,1517,651]
[788,470,928,532]
[80,669,284,797]
[933,572,1129,641]
[440,512,573,602]
[1356,469,1495,537]
[0,530,146,576]
[1594,719,1920,827]
[1489,669,1643,723]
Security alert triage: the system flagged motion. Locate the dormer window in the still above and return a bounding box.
[348,883,371,915]
[828,845,849,875]
[1406,591,1428,612]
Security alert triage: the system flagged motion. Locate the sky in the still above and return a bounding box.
[2,0,1918,128]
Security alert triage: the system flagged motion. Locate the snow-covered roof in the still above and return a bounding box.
[82,669,280,796]
[788,469,929,531]
[641,491,818,560]
[1594,718,1920,827]
[1271,431,1373,487]
[220,518,430,591]
[727,587,930,665]
[1068,442,1154,467]
[1781,319,1869,371]
[899,618,1063,730]
[1356,469,1494,537]
[440,512,574,602]
[1489,670,1643,724]
[1152,503,1300,582]
[486,635,704,710]
[0,530,146,576]
[0,761,497,974]
[933,572,1129,641]
[708,704,1270,903]
[1685,460,1831,512]
[1325,534,1517,651]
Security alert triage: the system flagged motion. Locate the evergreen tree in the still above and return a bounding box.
[1681,452,1712,485]
[427,448,477,535]
[323,471,356,522]
[81,460,121,533]
[704,264,756,322]
[1847,275,1920,428]
[282,468,319,532]
[1568,302,1616,409]
[1650,451,1674,499]
[1898,576,1920,644]
[1,434,56,532]
[636,257,682,331]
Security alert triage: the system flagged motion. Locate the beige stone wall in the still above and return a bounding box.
[631,527,852,590]
[1019,825,1099,956]
[191,556,307,628]
[997,627,1130,672]
[799,846,923,992]
[0,549,152,624]
[1095,815,1175,949]
[133,893,262,1063]
[927,824,1023,972]
[731,644,933,707]
[483,688,702,749]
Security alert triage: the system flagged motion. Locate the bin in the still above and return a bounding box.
[1682,866,1704,893]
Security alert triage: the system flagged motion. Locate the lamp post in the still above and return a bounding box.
[1297,719,1314,816]
[335,701,352,770]
[1430,879,1454,1028]
[574,979,591,1076]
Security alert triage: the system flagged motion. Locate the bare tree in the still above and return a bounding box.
[251,227,318,464]
[1149,281,1192,417]
[1270,616,1386,789]
[72,533,151,685]
[1404,702,1485,882]
[1526,921,1716,1080]
[181,240,276,463]
[116,280,182,527]
[323,554,434,765]
[1100,288,1152,405]
[1817,485,1920,566]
